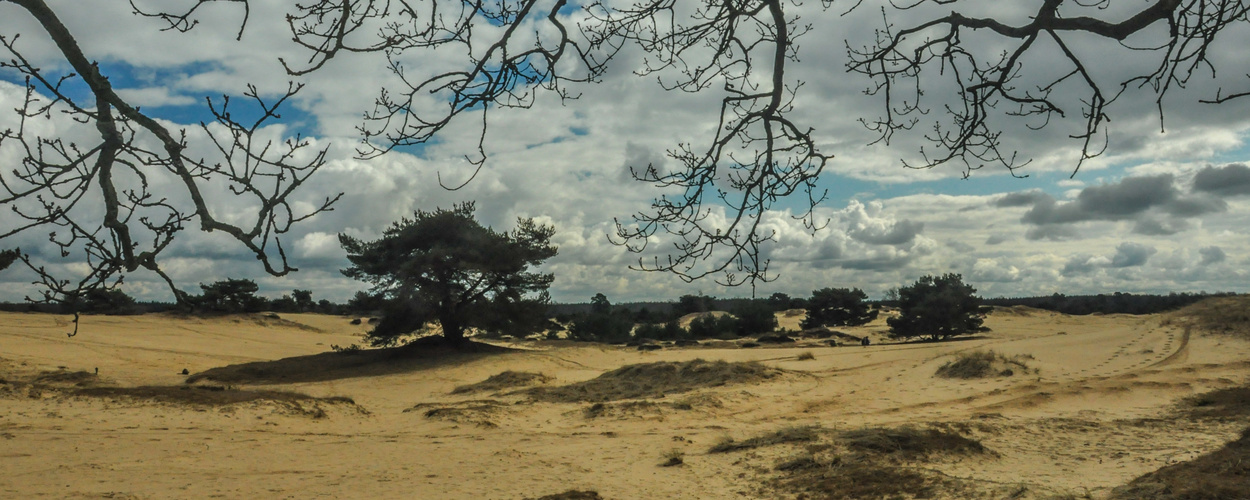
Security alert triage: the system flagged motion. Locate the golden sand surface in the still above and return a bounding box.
[2,307,1247,499]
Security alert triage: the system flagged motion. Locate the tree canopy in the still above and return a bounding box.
[339,203,557,345]
[888,274,985,342]
[801,288,878,329]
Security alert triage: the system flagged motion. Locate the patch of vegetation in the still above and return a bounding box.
[452,371,552,394]
[773,460,940,500]
[407,400,507,428]
[1180,386,1250,419]
[841,426,989,457]
[660,449,685,467]
[935,350,1036,379]
[77,385,354,406]
[527,491,603,500]
[527,359,780,403]
[709,425,821,453]
[708,423,987,499]
[1168,295,1250,338]
[795,351,816,361]
[1108,426,1250,500]
[33,370,99,386]
[186,339,511,385]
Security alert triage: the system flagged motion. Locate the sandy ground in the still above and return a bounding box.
[2,307,1248,499]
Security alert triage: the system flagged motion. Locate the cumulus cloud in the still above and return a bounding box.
[840,200,924,245]
[1192,163,1250,196]
[1110,243,1157,268]
[1199,246,1227,266]
[999,174,1228,240]
[1060,242,1156,277]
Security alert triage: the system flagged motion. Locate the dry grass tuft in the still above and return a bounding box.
[1167,295,1250,338]
[33,370,99,386]
[406,400,507,428]
[1108,426,1250,500]
[795,351,816,361]
[527,359,780,403]
[660,449,685,467]
[708,425,821,453]
[527,491,603,500]
[77,385,354,406]
[1179,386,1250,419]
[935,350,1035,379]
[451,371,552,394]
[774,460,939,500]
[841,426,989,457]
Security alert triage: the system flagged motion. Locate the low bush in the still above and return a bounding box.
[527,359,779,403]
[935,350,1035,379]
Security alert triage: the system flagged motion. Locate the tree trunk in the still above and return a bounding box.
[440,310,465,345]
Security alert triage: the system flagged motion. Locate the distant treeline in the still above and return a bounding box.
[1,287,1235,319]
[980,292,1236,316]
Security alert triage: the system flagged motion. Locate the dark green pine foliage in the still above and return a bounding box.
[339,202,557,345]
[887,274,984,341]
[801,287,879,329]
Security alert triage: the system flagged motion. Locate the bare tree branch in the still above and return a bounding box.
[0,0,340,306]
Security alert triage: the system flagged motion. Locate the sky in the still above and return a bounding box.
[1,1,1249,304]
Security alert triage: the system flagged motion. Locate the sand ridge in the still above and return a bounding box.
[2,307,1248,498]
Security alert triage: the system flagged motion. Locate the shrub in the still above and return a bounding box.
[634,321,688,341]
[733,300,779,336]
[688,313,739,339]
[935,350,1035,379]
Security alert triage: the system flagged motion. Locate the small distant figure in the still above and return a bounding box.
[861,337,870,346]
[180,368,190,375]
[94,367,98,375]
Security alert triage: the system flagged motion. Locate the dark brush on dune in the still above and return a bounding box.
[526,359,780,403]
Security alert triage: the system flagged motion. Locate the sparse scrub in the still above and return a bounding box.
[407,400,506,428]
[708,425,821,453]
[936,350,1036,379]
[1108,426,1250,500]
[1180,386,1250,419]
[74,385,358,418]
[527,491,603,500]
[841,426,989,457]
[773,460,939,500]
[660,449,685,467]
[527,359,779,403]
[452,371,552,394]
[1167,295,1250,338]
[796,351,816,361]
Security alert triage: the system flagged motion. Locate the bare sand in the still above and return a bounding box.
[2,306,1248,499]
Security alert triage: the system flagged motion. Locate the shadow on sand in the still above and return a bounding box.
[187,337,517,385]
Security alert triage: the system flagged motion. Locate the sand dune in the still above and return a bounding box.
[2,306,1249,499]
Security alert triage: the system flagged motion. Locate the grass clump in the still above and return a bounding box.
[527,359,779,403]
[660,449,685,467]
[1179,386,1250,419]
[33,370,99,386]
[708,425,821,453]
[935,350,1035,379]
[527,491,603,500]
[795,351,816,361]
[841,426,988,457]
[451,371,551,394]
[775,461,938,500]
[1167,295,1250,338]
[406,400,507,428]
[77,385,354,407]
[1108,426,1250,500]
